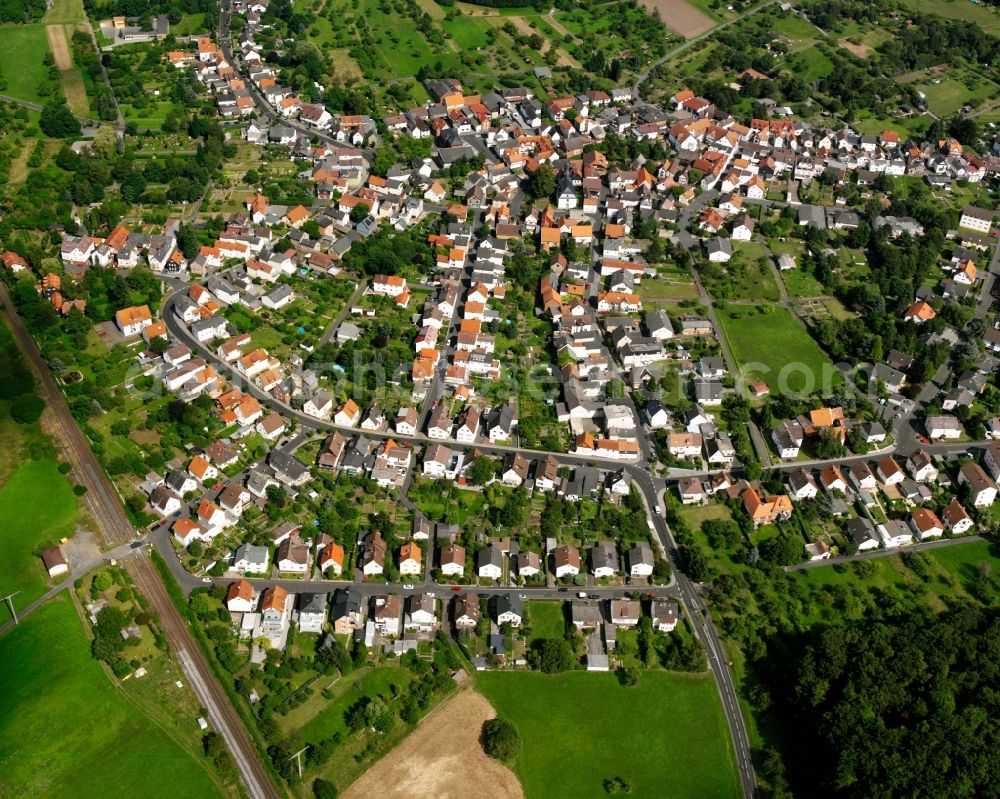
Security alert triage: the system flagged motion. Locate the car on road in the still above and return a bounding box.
[130,541,145,549]
[577,592,588,598]
[201,577,212,583]
[654,505,661,514]
[402,584,414,590]
[451,585,461,592]
[916,434,930,444]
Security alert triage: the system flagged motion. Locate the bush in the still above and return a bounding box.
[312,777,338,799]
[73,484,88,496]
[482,718,522,764]
[10,394,44,424]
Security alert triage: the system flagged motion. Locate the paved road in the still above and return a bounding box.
[218,0,368,158]
[0,540,140,634]
[0,94,103,128]
[626,469,756,799]
[161,290,643,468]
[317,281,365,346]
[0,287,280,799]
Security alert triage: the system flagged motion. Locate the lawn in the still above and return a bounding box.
[171,13,207,35]
[477,671,740,799]
[781,267,826,298]
[0,595,223,799]
[718,306,838,396]
[525,601,566,641]
[0,459,78,616]
[0,25,52,104]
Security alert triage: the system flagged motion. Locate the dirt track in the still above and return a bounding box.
[640,0,715,38]
[343,690,525,799]
[46,24,73,70]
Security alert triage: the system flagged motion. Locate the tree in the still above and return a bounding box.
[350,203,370,223]
[482,718,522,764]
[678,542,710,581]
[530,638,575,673]
[40,101,81,138]
[177,223,200,259]
[526,163,555,200]
[467,456,496,486]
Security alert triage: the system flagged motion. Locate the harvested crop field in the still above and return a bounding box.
[640,0,714,37]
[342,689,524,799]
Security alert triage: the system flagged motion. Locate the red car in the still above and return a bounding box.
[451,585,461,592]
[916,434,930,445]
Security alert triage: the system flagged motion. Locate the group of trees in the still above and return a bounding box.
[759,603,1000,798]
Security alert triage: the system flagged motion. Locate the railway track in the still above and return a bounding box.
[1,284,280,799]
[128,557,279,799]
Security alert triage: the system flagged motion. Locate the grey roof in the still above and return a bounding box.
[299,592,328,615]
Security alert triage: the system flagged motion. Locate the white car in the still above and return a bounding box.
[402,584,414,590]
[577,592,588,599]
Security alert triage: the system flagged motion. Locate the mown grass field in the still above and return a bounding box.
[718,306,838,395]
[0,459,78,613]
[0,25,52,104]
[917,74,999,117]
[0,596,223,799]
[900,0,1000,34]
[476,671,740,799]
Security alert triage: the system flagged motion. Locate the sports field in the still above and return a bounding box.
[718,306,838,396]
[476,671,740,799]
[0,595,223,799]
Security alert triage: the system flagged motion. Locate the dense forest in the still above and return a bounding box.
[756,604,1000,798]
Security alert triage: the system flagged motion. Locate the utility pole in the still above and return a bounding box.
[291,746,309,779]
[1,592,21,625]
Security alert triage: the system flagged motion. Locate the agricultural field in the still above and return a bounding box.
[342,689,523,799]
[639,0,716,37]
[0,595,224,799]
[46,23,90,118]
[717,305,838,395]
[477,670,740,799]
